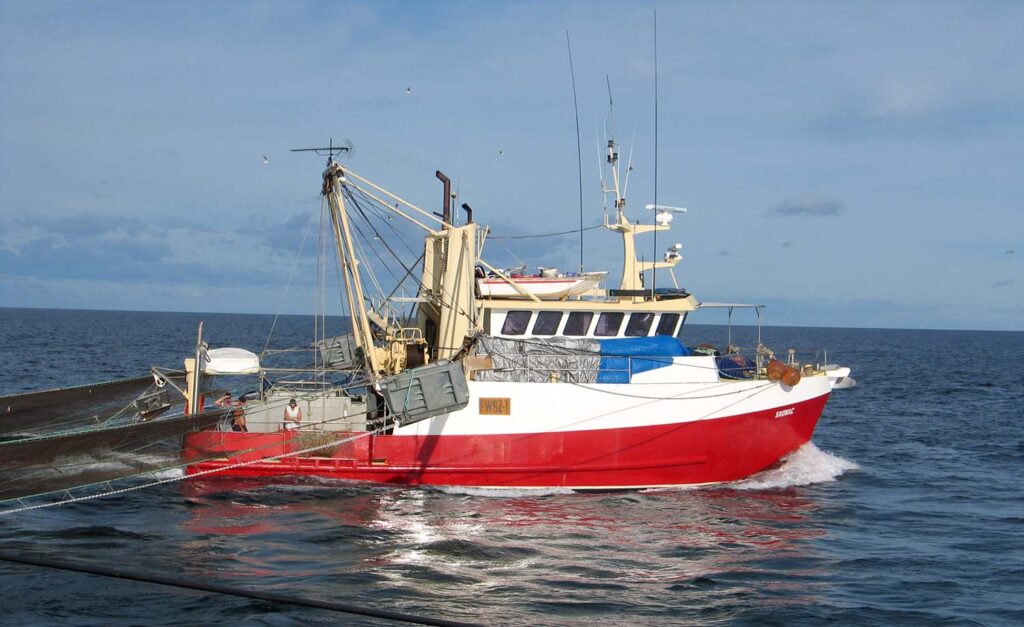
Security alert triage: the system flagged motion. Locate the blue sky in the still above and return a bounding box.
[1,1,1021,330]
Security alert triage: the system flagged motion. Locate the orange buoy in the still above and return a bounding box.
[782,367,801,386]
[766,358,785,381]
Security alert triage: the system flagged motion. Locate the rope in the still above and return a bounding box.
[566,379,776,401]
[0,553,476,627]
[0,430,375,516]
[261,202,320,358]
[488,224,604,240]
[0,396,380,515]
[490,237,528,271]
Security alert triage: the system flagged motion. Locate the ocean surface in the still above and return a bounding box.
[0,307,1021,625]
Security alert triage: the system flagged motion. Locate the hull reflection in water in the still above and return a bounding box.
[176,443,854,618]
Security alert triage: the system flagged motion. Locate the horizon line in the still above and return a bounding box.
[1,305,1020,334]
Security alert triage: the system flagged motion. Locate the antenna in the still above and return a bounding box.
[603,76,624,213]
[623,123,638,199]
[567,31,585,274]
[595,127,607,220]
[291,138,354,165]
[646,204,686,227]
[651,9,660,294]
[606,74,615,139]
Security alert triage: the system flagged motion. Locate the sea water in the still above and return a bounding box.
[0,308,1021,625]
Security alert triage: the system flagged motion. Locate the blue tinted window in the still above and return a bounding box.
[563,312,593,336]
[595,312,624,337]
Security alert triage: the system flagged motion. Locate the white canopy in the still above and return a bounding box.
[203,347,260,375]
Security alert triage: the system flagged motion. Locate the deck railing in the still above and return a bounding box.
[479,346,832,383]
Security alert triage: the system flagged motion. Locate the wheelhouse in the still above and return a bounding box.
[487,308,685,339]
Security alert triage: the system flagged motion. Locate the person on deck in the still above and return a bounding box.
[232,397,248,432]
[283,399,302,431]
[215,392,247,431]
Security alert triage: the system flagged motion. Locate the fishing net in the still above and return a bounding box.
[0,374,226,501]
[0,372,187,436]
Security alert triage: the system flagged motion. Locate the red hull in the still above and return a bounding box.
[183,394,829,488]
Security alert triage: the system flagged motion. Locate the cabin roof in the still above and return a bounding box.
[478,295,700,313]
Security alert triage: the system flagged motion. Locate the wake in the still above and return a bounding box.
[730,442,858,490]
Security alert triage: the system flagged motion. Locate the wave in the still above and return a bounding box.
[730,442,859,490]
[434,442,857,497]
[433,485,576,498]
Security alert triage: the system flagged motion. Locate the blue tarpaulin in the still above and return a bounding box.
[596,337,691,383]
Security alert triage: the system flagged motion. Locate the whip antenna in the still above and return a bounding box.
[567,31,584,274]
[606,74,616,145]
[651,9,660,294]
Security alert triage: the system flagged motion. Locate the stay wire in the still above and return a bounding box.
[340,212,473,325]
[488,224,603,240]
[347,189,417,279]
[651,8,659,294]
[566,30,585,274]
[261,201,320,359]
[0,552,476,627]
[344,187,431,318]
[348,186,420,257]
[339,185,527,324]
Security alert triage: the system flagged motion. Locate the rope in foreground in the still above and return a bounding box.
[0,552,477,627]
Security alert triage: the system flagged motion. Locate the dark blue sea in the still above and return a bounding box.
[0,307,1021,625]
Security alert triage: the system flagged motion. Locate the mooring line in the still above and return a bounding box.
[0,552,477,627]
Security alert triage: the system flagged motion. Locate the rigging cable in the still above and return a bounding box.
[0,397,377,514]
[652,8,660,294]
[261,202,320,359]
[346,187,426,319]
[340,188,475,324]
[0,552,475,627]
[488,224,603,240]
[566,30,585,273]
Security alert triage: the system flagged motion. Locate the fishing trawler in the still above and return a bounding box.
[174,137,852,490]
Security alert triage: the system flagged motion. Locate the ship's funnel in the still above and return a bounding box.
[435,170,451,226]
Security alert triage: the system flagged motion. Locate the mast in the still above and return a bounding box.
[322,160,384,375]
[602,120,680,303]
[184,321,204,415]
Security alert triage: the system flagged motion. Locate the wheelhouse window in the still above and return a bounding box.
[655,313,680,336]
[624,313,654,337]
[563,311,594,336]
[595,312,624,337]
[500,311,532,335]
[531,311,563,336]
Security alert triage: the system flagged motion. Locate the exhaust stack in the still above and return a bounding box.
[435,170,451,227]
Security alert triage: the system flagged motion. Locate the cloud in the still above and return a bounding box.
[806,101,1023,143]
[251,211,319,252]
[14,213,146,237]
[767,197,846,218]
[992,279,1014,288]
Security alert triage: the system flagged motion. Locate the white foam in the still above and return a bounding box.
[730,442,859,490]
[434,485,575,498]
[22,451,182,481]
[431,445,857,496]
[150,467,185,480]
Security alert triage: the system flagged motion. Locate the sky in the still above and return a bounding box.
[1,1,1021,330]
